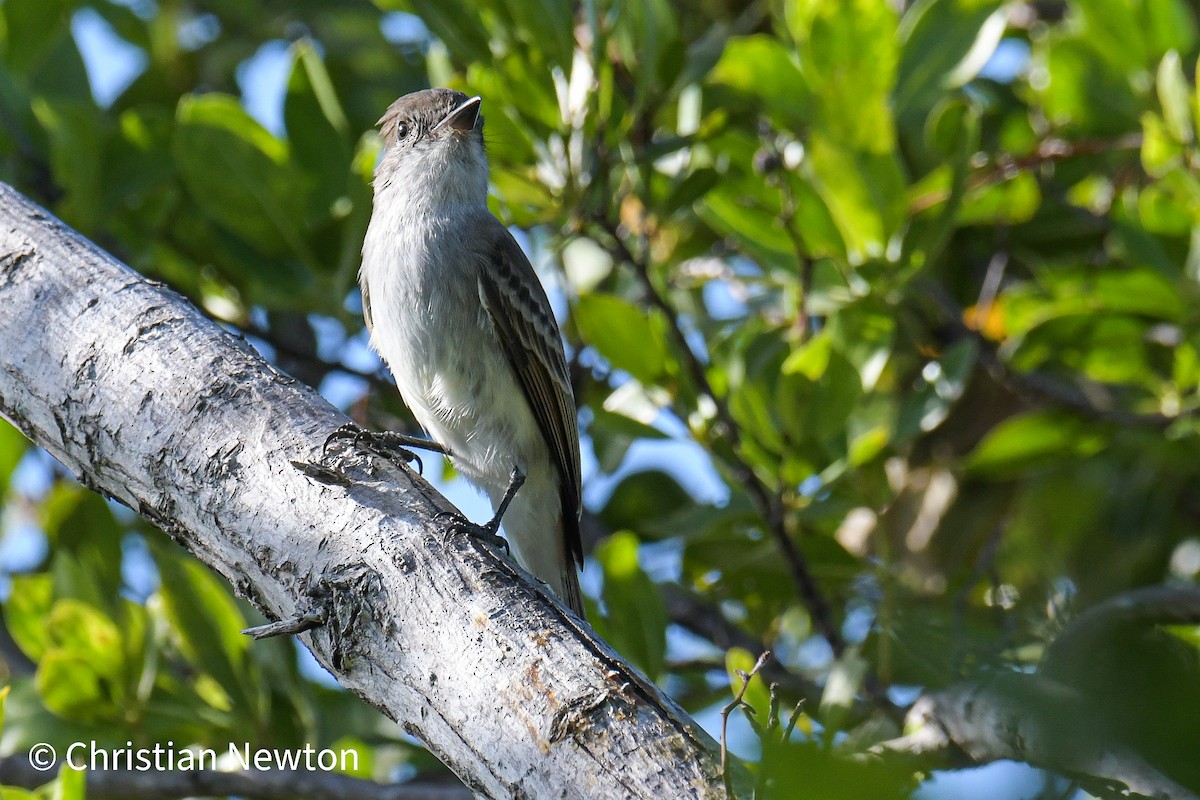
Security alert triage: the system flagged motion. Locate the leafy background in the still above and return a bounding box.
[2,0,1200,798]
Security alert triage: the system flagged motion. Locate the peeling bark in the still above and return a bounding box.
[0,183,726,799]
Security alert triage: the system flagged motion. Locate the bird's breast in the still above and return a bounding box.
[360,210,544,489]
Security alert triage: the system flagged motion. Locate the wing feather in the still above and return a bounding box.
[478,230,583,565]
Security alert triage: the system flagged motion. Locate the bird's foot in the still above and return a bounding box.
[435,466,524,555]
[435,509,511,554]
[323,424,447,475]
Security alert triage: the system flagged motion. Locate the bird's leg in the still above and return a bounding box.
[484,465,525,538]
[323,423,448,475]
[438,466,524,553]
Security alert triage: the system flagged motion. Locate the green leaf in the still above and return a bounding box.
[45,599,124,683]
[0,789,40,800]
[598,470,692,536]
[53,761,86,800]
[173,93,313,265]
[499,0,574,71]
[1083,267,1187,321]
[806,134,907,263]
[725,647,771,727]
[895,0,1007,126]
[608,0,680,100]
[399,0,492,61]
[1033,37,1139,135]
[966,412,1105,476]
[709,35,809,124]
[5,573,53,660]
[574,293,671,384]
[42,484,125,609]
[36,651,112,721]
[1007,265,1188,327]
[156,552,250,708]
[2,0,92,103]
[1194,57,1200,138]
[1075,0,1196,74]
[285,39,353,223]
[1142,112,1184,177]
[1157,51,1194,144]
[0,419,26,493]
[31,99,107,231]
[796,0,899,153]
[777,345,863,457]
[662,168,720,216]
[958,171,1041,226]
[594,532,667,678]
[1136,172,1197,233]
[698,150,799,262]
[827,303,897,391]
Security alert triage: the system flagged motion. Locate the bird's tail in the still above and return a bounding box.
[506,509,586,620]
[559,556,585,620]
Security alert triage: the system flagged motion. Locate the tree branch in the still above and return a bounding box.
[908,134,1144,215]
[877,678,1198,800]
[593,218,845,657]
[663,586,832,707]
[0,756,471,800]
[875,588,1200,800]
[1043,585,1200,672]
[0,183,726,799]
[922,279,1185,427]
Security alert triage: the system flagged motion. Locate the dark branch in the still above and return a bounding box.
[923,280,1185,428]
[0,755,471,800]
[909,135,1144,214]
[1043,585,1200,670]
[594,217,846,656]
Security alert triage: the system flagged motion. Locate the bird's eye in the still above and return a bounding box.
[395,122,410,140]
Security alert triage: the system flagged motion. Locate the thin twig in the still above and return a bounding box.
[241,611,326,640]
[909,134,1144,214]
[779,189,814,342]
[720,650,772,799]
[756,126,815,342]
[595,219,846,655]
[923,280,1187,427]
[661,586,836,708]
[782,698,805,741]
[951,521,1006,669]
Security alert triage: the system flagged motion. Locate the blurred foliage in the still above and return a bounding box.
[2,0,1200,796]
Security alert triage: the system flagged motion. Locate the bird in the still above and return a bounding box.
[355,88,584,618]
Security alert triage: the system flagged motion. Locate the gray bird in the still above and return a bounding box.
[357,88,584,618]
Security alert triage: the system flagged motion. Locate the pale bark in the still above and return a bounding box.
[0,183,725,799]
[879,679,1198,800]
[870,589,1200,799]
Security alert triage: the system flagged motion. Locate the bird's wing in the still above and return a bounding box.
[478,228,583,566]
[360,279,374,334]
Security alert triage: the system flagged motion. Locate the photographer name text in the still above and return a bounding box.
[28,741,359,772]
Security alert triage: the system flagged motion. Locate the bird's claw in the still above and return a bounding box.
[323,424,424,475]
[436,509,511,554]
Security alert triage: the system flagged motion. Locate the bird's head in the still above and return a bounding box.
[373,88,487,206]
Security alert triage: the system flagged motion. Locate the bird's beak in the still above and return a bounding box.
[434,95,482,134]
